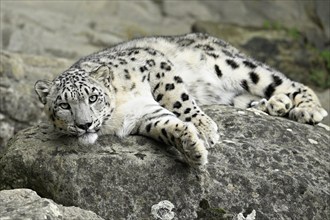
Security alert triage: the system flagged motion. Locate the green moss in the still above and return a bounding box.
[309,69,330,88]
[263,20,301,40]
[320,50,330,69]
[263,20,282,31]
[307,49,330,89]
[287,28,300,40]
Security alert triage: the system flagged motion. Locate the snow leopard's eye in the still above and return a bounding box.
[89,95,98,104]
[59,103,71,110]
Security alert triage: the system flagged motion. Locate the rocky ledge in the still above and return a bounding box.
[0,105,329,219]
[0,188,103,220]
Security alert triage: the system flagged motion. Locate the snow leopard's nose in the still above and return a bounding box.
[77,122,92,131]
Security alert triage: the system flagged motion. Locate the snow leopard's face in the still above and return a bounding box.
[35,69,114,142]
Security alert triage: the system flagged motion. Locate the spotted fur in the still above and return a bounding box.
[35,33,328,167]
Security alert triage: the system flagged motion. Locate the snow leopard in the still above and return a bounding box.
[35,33,328,167]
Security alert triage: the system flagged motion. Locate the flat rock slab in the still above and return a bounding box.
[0,105,329,219]
[0,188,103,220]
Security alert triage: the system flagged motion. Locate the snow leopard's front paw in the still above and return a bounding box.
[180,123,208,167]
[289,105,328,125]
[251,94,293,116]
[192,114,219,148]
[266,94,293,116]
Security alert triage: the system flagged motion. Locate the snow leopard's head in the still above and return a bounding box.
[35,64,115,145]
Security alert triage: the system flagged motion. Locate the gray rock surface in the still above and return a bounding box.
[0,1,189,59]
[1,0,329,59]
[1,106,329,220]
[0,51,72,149]
[200,1,329,47]
[0,188,104,220]
[0,117,14,150]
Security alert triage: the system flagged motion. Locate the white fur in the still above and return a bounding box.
[78,133,98,145]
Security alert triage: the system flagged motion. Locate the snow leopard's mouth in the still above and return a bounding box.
[76,127,100,137]
[77,131,100,139]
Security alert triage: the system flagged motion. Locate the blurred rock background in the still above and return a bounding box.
[1,0,329,149]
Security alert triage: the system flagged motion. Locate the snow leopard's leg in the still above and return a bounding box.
[150,71,219,147]
[230,63,328,124]
[135,104,208,167]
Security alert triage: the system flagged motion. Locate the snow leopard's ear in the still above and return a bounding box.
[80,61,114,86]
[90,65,114,88]
[35,80,52,104]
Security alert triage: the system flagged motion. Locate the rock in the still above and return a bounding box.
[0,1,191,60]
[2,1,329,61]
[0,51,72,149]
[1,1,123,59]
[0,188,104,220]
[0,121,14,154]
[1,105,329,219]
[316,89,330,126]
[161,1,216,22]
[201,1,329,49]
[315,0,330,40]
[151,200,175,220]
[192,21,288,47]
[162,1,329,49]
